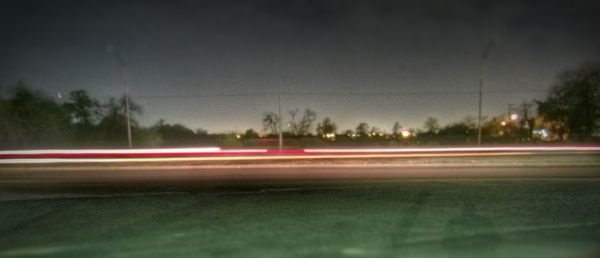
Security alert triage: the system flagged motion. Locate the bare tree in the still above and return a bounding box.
[423,117,440,134]
[392,122,402,138]
[288,109,299,135]
[300,109,317,135]
[262,112,280,135]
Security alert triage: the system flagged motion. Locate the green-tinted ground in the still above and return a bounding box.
[1,179,600,258]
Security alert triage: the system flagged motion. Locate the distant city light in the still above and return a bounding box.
[510,114,518,120]
[501,121,506,126]
[401,129,411,138]
[533,129,550,138]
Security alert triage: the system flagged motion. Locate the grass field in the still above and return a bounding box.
[1,179,600,258]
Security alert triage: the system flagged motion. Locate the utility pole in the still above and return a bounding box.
[521,101,533,140]
[477,39,496,145]
[108,46,133,148]
[278,85,283,152]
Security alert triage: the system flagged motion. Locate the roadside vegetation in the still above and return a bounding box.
[1,63,598,149]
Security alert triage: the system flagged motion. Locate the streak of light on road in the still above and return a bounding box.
[0,152,537,164]
[0,148,267,159]
[303,146,600,153]
[0,147,222,155]
[0,146,598,164]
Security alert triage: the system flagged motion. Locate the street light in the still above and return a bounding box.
[107,45,133,148]
[477,38,496,145]
[510,114,518,121]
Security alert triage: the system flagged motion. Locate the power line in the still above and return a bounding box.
[132,89,548,99]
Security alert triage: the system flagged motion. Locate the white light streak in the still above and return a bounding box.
[0,147,222,155]
[0,152,534,164]
[304,146,600,153]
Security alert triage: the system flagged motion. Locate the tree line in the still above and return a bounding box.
[1,63,598,149]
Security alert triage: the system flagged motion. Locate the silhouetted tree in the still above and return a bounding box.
[96,95,142,146]
[63,90,102,142]
[369,126,382,137]
[439,123,472,136]
[462,115,478,130]
[0,82,70,148]
[343,129,354,136]
[518,101,535,140]
[438,116,478,144]
[63,90,101,126]
[316,117,337,137]
[152,119,197,146]
[482,115,506,138]
[196,128,208,135]
[194,128,215,144]
[355,122,369,138]
[262,111,280,135]
[243,128,260,139]
[537,63,600,141]
[423,117,440,134]
[392,122,402,138]
[286,108,317,136]
[288,109,300,135]
[298,109,317,136]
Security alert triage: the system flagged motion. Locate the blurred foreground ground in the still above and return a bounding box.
[0,156,599,258]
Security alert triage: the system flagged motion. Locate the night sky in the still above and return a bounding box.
[1,0,599,133]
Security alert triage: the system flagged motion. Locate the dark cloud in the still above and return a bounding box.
[508,0,600,46]
[1,0,599,131]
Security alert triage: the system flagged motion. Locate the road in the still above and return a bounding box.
[1,166,600,191]
[1,161,600,258]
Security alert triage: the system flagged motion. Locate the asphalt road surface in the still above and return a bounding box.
[1,166,600,258]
